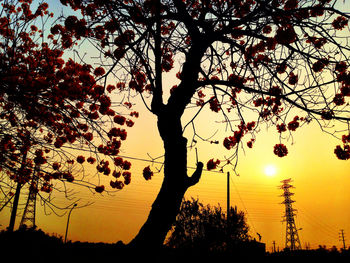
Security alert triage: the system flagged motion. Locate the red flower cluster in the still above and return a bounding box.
[275,26,297,45]
[224,121,256,150]
[246,121,256,131]
[306,36,327,49]
[123,171,131,185]
[114,115,126,125]
[224,130,243,150]
[94,67,105,77]
[273,144,288,157]
[228,73,247,88]
[77,155,85,164]
[287,116,300,131]
[276,63,287,74]
[277,123,287,133]
[196,90,206,107]
[332,16,348,30]
[312,58,329,73]
[162,48,174,72]
[335,134,350,160]
[110,180,124,190]
[342,134,350,144]
[143,166,154,180]
[52,162,61,170]
[244,39,273,61]
[206,159,220,170]
[130,111,139,118]
[247,138,255,148]
[113,157,132,171]
[95,185,105,193]
[129,71,147,93]
[321,110,334,120]
[284,0,299,10]
[97,160,111,175]
[34,149,47,165]
[335,61,347,73]
[87,157,96,164]
[333,94,345,106]
[334,145,350,160]
[262,25,272,34]
[107,128,127,140]
[253,96,283,119]
[335,61,350,101]
[288,72,298,85]
[209,96,221,112]
[62,172,74,182]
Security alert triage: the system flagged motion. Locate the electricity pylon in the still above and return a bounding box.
[339,229,346,250]
[19,166,39,229]
[280,178,301,250]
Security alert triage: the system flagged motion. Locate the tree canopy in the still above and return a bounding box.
[56,0,350,166]
[0,0,137,223]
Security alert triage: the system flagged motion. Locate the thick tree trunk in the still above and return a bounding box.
[128,7,207,247]
[129,112,203,249]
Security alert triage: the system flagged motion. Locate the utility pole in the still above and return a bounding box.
[339,229,346,250]
[272,241,276,253]
[227,171,230,224]
[64,203,77,243]
[280,178,302,250]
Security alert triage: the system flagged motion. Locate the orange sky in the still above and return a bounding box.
[1,0,350,253]
[1,100,349,252]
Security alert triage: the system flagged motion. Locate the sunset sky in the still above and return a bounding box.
[1,97,349,252]
[0,0,350,253]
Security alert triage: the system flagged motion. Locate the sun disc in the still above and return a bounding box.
[264,165,277,177]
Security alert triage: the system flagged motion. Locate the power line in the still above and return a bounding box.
[117,154,225,174]
[294,204,339,240]
[230,175,258,236]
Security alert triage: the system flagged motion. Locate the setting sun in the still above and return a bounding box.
[264,165,277,177]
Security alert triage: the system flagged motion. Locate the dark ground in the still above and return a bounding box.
[1,228,349,263]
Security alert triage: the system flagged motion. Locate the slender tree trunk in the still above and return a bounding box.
[129,112,203,249]
[8,153,27,232]
[8,182,21,232]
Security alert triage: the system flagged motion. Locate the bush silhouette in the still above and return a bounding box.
[165,198,251,252]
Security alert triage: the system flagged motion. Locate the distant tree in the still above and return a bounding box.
[165,198,250,251]
[0,0,137,230]
[53,0,350,248]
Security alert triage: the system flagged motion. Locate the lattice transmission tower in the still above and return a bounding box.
[280,178,301,250]
[19,166,39,229]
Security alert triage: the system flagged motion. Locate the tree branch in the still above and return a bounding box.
[186,161,203,187]
[151,0,164,115]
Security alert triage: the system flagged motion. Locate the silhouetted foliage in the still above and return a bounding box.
[267,246,350,262]
[1,228,349,262]
[0,227,63,260]
[165,198,250,251]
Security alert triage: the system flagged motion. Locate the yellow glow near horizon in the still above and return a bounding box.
[264,165,277,177]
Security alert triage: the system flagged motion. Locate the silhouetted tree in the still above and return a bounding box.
[165,198,250,251]
[53,0,350,248]
[0,1,136,230]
